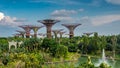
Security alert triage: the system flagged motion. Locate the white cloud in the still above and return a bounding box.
[78,9,84,12]
[0,12,25,27]
[51,9,79,23]
[29,0,80,5]
[79,16,91,24]
[29,0,57,4]
[106,0,120,5]
[0,12,4,20]
[80,16,89,20]
[51,9,120,26]
[90,0,101,6]
[51,9,77,17]
[52,16,76,23]
[91,15,120,26]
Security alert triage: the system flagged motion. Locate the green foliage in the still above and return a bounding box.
[2,58,8,65]
[99,63,111,68]
[7,52,44,68]
[60,38,70,45]
[78,63,95,68]
[92,33,100,54]
[0,38,8,52]
[68,43,78,52]
[41,38,57,51]
[81,35,89,54]
[7,37,24,42]
[55,45,68,58]
[0,33,120,68]
[24,52,44,67]
[40,38,68,58]
[77,56,111,68]
[23,38,41,52]
[99,36,107,51]
[49,44,68,58]
[77,56,96,68]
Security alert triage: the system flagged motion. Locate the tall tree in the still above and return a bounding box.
[82,35,89,54]
[111,35,117,58]
[100,36,107,51]
[92,32,100,54]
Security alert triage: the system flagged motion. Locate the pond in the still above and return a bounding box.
[77,56,120,68]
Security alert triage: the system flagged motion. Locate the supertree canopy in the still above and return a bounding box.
[62,23,81,38]
[38,19,60,39]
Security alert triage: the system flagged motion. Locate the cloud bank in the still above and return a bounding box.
[51,9,77,17]
[0,12,5,20]
[80,15,120,26]
[91,15,120,26]
[51,9,120,26]
[51,9,83,23]
[0,12,26,27]
[106,0,120,5]
[29,0,79,5]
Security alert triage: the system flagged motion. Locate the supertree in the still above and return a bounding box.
[59,31,66,38]
[13,33,21,37]
[38,19,60,39]
[52,29,63,42]
[30,25,44,38]
[30,34,34,38]
[19,25,32,38]
[38,33,46,39]
[58,31,66,44]
[83,32,93,37]
[62,23,81,38]
[16,30,26,38]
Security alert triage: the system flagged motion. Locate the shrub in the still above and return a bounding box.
[23,38,41,52]
[41,38,57,52]
[68,43,78,52]
[55,45,68,58]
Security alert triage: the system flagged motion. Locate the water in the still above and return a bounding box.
[78,57,120,68]
[78,49,120,68]
[102,49,106,62]
[95,49,109,66]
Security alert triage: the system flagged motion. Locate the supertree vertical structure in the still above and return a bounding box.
[30,34,34,38]
[83,32,93,36]
[38,33,46,39]
[52,29,63,42]
[58,31,66,43]
[62,23,81,38]
[16,30,26,38]
[38,19,60,39]
[30,25,44,38]
[13,33,21,38]
[19,25,32,38]
[59,31,66,38]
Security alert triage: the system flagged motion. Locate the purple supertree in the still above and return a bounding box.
[52,29,63,41]
[13,33,21,37]
[16,30,26,38]
[38,19,60,39]
[30,25,44,38]
[62,23,81,38]
[59,31,66,38]
[83,32,93,36]
[19,25,32,38]
[38,33,46,39]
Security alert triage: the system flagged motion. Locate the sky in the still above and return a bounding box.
[0,0,120,37]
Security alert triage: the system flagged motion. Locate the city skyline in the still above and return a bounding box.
[0,0,120,37]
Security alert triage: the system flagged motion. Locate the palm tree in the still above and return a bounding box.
[100,36,107,51]
[82,35,89,54]
[111,35,117,58]
[92,32,100,54]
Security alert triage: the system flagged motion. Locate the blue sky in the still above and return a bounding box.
[0,0,120,37]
